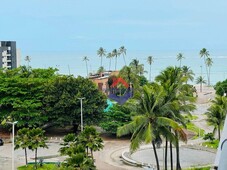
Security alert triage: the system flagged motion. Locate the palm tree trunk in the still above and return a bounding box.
[203,58,209,86]
[165,139,168,170]
[25,148,28,165]
[35,148,37,169]
[152,141,160,170]
[123,54,126,66]
[170,142,173,170]
[208,67,210,86]
[86,62,88,77]
[91,149,94,160]
[200,83,202,92]
[149,65,151,82]
[218,124,221,141]
[109,59,111,71]
[175,132,181,170]
[115,56,117,71]
[101,56,103,67]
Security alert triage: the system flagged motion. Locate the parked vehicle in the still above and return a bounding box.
[0,138,4,146]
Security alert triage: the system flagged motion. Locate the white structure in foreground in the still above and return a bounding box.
[214,116,227,169]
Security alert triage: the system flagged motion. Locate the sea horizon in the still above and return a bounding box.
[26,49,227,86]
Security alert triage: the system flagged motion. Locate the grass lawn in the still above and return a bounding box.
[202,140,219,149]
[18,164,61,170]
[183,166,210,170]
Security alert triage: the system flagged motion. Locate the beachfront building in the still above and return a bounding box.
[0,41,20,69]
[89,71,119,94]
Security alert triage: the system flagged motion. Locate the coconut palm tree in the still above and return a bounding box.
[147,56,154,82]
[97,66,105,74]
[119,46,127,66]
[79,126,104,159]
[117,84,186,170]
[181,66,195,83]
[15,128,30,165]
[112,49,120,71]
[155,66,195,170]
[106,52,113,71]
[200,48,210,85]
[130,59,140,75]
[28,128,48,169]
[176,53,184,67]
[83,56,89,77]
[97,47,106,67]
[196,76,206,92]
[206,57,213,86]
[206,95,227,140]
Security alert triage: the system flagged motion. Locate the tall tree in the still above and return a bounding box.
[196,76,206,92]
[200,48,210,86]
[206,95,227,140]
[117,84,186,170]
[181,66,195,83]
[112,49,120,71]
[176,53,184,67]
[83,56,89,77]
[155,66,195,170]
[119,46,127,66]
[44,76,106,132]
[147,56,154,82]
[206,57,213,86]
[106,52,113,71]
[97,47,106,67]
[0,67,57,127]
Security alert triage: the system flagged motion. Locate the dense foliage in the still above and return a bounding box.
[59,126,103,169]
[0,67,56,127]
[100,104,132,134]
[44,75,106,132]
[0,67,106,131]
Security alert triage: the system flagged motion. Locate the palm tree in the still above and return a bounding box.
[117,84,186,170]
[25,56,31,67]
[196,76,206,92]
[200,48,210,85]
[112,49,120,71]
[15,128,30,165]
[205,57,213,86]
[79,126,104,159]
[206,95,227,140]
[28,128,48,169]
[130,59,140,75]
[97,47,106,67]
[119,46,127,66]
[97,66,105,74]
[147,56,154,82]
[106,52,113,71]
[155,66,195,170]
[83,56,89,77]
[181,66,195,83]
[176,53,184,67]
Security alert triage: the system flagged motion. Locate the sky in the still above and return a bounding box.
[0,0,227,79]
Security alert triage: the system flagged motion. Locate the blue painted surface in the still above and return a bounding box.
[104,99,114,112]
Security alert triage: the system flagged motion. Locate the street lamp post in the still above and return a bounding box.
[6,121,18,170]
[78,98,85,132]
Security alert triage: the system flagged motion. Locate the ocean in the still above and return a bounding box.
[30,50,227,86]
